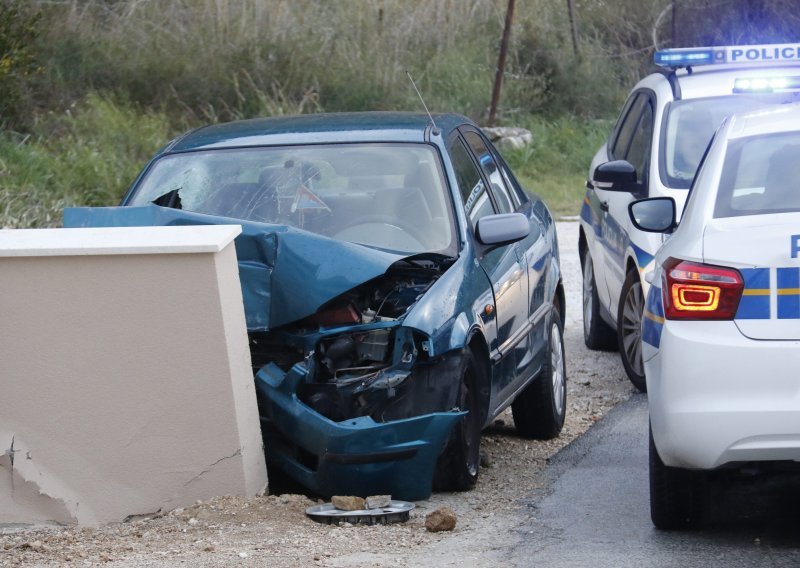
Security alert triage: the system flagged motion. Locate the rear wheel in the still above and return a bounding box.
[617,269,647,391]
[650,426,702,530]
[582,253,616,350]
[433,350,482,491]
[512,306,566,440]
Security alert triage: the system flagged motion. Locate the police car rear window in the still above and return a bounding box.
[715,131,800,218]
[660,95,790,190]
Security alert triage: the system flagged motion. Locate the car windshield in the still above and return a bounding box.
[714,131,800,218]
[661,93,800,189]
[128,143,455,255]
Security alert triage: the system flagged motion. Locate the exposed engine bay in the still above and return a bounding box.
[249,255,456,423]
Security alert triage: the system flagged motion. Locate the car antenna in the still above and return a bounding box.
[407,71,440,136]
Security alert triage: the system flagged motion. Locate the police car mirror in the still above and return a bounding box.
[476,212,530,249]
[629,197,676,233]
[592,160,638,193]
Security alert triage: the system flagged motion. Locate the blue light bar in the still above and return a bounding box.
[654,49,715,67]
[733,76,800,93]
[655,43,800,69]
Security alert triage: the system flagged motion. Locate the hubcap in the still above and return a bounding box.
[582,257,594,338]
[621,280,644,376]
[551,323,565,417]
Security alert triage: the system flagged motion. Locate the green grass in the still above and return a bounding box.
[0,95,169,228]
[501,115,613,218]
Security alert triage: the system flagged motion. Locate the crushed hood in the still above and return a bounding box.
[63,205,406,331]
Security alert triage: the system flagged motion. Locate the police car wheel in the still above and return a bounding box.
[649,426,702,530]
[433,350,481,492]
[512,305,566,440]
[617,270,647,392]
[582,253,617,350]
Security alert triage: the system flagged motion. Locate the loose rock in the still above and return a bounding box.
[365,495,391,509]
[331,496,366,511]
[425,507,457,532]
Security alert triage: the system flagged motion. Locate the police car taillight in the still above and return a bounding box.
[662,258,743,320]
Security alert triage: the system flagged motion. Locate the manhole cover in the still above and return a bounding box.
[306,500,415,525]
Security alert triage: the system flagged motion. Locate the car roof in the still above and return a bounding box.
[635,62,800,101]
[166,112,474,153]
[725,102,800,139]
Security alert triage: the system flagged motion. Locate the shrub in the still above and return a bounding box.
[0,0,42,130]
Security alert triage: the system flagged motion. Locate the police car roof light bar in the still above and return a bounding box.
[655,43,800,69]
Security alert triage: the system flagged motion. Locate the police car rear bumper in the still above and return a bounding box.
[647,320,800,470]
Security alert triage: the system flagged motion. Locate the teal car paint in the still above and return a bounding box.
[65,112,564,500]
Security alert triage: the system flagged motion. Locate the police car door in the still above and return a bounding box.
[594,92,655,306]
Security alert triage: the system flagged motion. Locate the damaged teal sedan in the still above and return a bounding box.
[64,112,566,500]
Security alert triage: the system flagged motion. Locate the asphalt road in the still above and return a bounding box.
[504,393,800,567]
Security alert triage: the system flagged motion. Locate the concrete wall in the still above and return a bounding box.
[0,226,267,525]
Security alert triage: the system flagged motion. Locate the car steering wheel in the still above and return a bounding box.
[332,214,427,250]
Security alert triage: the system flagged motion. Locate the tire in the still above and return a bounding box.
[617,269,647,392]
[512,306,567,440]
[649,426,702,530]
[433,350,482,492]
[582,253,617,351]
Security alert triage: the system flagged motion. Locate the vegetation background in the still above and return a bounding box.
[1,0,799,227]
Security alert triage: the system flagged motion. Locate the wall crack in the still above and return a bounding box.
[183,449,242,487]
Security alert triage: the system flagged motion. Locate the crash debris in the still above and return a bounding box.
[306,497,415,525]
[425,507,457,532]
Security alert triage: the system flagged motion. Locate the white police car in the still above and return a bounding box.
[630,103,800,529]
[579,43,800,391]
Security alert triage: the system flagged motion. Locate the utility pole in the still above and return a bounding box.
[567,0,579,57]
[671,0,677,47]
[488,0,515,127]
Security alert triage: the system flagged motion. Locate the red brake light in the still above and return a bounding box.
[662,258,743,320]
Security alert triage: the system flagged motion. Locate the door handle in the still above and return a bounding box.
[599,201,609,212]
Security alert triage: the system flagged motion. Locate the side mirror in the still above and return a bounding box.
[629,197,676,233]
[476,213,530,248]
[592,160,639,193]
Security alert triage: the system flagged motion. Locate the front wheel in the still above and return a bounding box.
[512,306,566,440]
[617,270,647,391]
[433,350,482,492]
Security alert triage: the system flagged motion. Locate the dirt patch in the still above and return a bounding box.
[0,222,634,567]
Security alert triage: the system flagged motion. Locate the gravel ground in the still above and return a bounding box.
[0,221,635,567]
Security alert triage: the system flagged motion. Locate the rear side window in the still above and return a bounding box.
[715,132,800,218]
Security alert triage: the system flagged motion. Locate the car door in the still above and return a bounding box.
[594,91,655,309]
[454,129,530,401]
[491,150,550,383]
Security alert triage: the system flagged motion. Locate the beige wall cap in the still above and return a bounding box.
[0,225,242,257]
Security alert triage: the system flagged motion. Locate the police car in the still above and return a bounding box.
[631,103,800,529]
[579,43,800,391]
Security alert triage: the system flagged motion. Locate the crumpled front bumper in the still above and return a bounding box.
[255,362,463,501]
